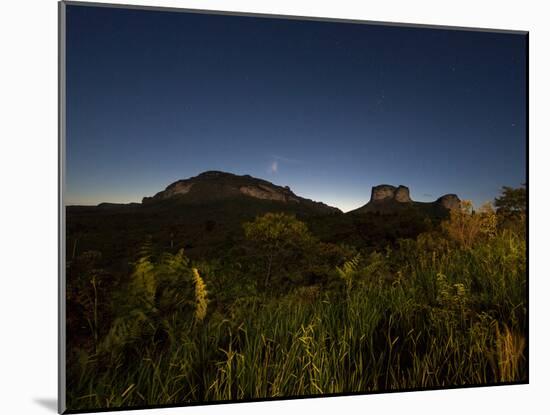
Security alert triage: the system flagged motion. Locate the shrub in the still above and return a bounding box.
[442,200,497,248]
[243,213,314,288]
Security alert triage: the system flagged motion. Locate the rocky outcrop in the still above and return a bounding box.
[436,194,461,210]
[370,185,412,203]
[351,184,460,214]
[371,185,397,202]
[395,186,412,202]
[142,181,193,203]
[142,171,341,214]
[161,182,193,199]
[239,184,299,202]
[140,172,459,217]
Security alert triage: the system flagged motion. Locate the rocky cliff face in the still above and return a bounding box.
[142,171,341,214]
[155,182,194,199]
[351,184,460,214]
[369,184,459,208]
[371,185,412,203]
[139,172,458,217]
[239,184,300,202]
[436,194,461,210]
[395,186,412,203]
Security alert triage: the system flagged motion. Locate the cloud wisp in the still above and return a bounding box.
[269,160,279,174]
[268,155,304,175]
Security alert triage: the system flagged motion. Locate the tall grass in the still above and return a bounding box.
[67,228,526,411]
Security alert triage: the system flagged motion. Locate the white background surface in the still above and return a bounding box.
[0,0,546,413]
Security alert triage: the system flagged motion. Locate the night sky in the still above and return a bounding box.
[66,5,527,212]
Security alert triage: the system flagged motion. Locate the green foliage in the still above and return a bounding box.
[66,250,115,353]
[441,200,497,248]
[243,213,314,288]
[495,184,526,216]
[494,184,527,235]
[66,196,527,411]
[336,253,361,295]
[96,249,205,357]
[352,209,434,249]
[192,268,208,322]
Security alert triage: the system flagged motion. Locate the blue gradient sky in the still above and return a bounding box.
[66,5,526,212]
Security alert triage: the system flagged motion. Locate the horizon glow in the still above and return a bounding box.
[65,5,527,212]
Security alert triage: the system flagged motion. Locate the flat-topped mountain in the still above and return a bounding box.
[370,184,412,203]
[71,172,462,217]
[142,171,341,215]
[66,173,462,263]
[71,172,461,218]
[350,184,460,214]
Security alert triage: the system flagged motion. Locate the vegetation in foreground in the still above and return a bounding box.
[66,186,527,411]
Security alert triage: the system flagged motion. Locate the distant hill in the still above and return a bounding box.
[66,172,460,265]
[141,171,340,215]
[67,172,342,264]
[349,184,460,217]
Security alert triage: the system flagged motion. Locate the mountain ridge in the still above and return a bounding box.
[350,184,460,214]
[141,170,341,215]
[66,171,461,262]
[70,171,461,216]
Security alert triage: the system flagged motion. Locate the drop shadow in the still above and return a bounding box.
[34,398,57,412]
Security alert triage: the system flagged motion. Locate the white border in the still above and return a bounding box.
[1,1,546,414]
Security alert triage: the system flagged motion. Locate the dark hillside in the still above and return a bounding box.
[66,173,458,272]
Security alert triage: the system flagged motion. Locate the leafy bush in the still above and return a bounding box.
[441,200,497,248]
[67,202,526,411]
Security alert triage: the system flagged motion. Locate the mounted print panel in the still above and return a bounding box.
[59,1,528,413]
